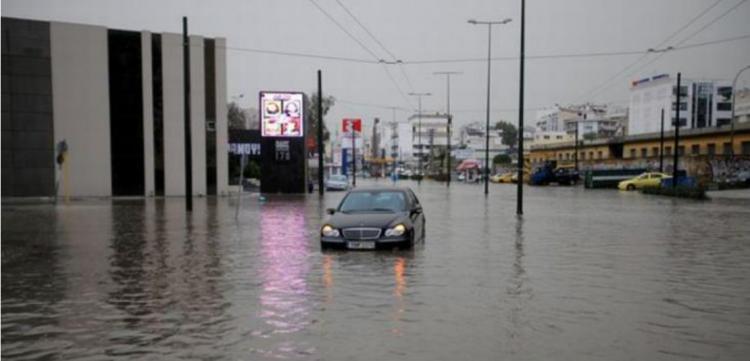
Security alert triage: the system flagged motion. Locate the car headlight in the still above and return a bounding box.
[321,225,340,237]
[385,224,406,237]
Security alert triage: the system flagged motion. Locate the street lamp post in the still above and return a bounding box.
[730,65,750,157]
[433,71,462,187]
[468,17,512,195]
[409,92,431,184]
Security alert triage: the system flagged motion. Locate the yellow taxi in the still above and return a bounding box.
[490,172,514,183]
[618,172,671,191]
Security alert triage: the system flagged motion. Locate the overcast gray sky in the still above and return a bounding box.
[5,0,750,133]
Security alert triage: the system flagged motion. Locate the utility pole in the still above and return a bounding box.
[409,92,431,184]
[434,71,462,187]
[673,72,681,189]
[468,17,512,196]
[660,108,665,173]
[516,0,525,215]
[183,16,193,212]
[729,65,750,157]
[574,122,579,171]
[317,70,324,195]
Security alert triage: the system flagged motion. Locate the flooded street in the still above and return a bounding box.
[3,180,750,360]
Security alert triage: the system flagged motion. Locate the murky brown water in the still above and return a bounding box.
[3,180,750,360]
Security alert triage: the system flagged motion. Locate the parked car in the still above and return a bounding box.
[531,162,580,186]
[491,172,514,184]
[320,187,426,250]
[618,172,671,191]
[325,174,350,191]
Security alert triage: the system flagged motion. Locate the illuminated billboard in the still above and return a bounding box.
[259,91,304,137]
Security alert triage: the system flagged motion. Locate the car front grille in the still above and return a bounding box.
[342,228,382,240]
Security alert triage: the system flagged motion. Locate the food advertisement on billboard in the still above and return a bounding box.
[260,91,304,137]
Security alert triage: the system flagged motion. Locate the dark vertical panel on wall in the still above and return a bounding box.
[152,34,165,195]
[1,17,55,197]
[204,38,217,195]
[108,30,145,196]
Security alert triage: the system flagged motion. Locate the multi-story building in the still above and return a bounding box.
[536,104,623,139]
[628,73,733,135]
[2,17,229,198]
[409,113,449,161]
[734,88,750,124]
[458,122,509,160]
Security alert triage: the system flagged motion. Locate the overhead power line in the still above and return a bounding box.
[574,0,729,102]
[627,0,750,80]
[307,0,381,60]
[332,0,416,94]
[308,0,413,108]
[223,33,749,65]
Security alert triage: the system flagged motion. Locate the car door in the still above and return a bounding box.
[407,190,425,242]
[647,173,662,187]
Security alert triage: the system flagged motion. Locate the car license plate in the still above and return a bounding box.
[347,241,375,250]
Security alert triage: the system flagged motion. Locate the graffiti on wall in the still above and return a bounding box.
[708,157,750,183]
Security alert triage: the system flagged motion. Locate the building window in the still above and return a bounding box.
[716,118,731,126]
[677,146,685,156]
[691,144,700,155]
[598,151,603,159]
[589,151,594,159]
[581,152,586,160]
[556,135,563,139]
[707,143,716,156]
[652,147,659,156]
[671,102,688,111]
[742,141,750,155]
[566,153,570,160]
[671,118,687,127]
[544,135,550,140]
[723,142,732,155]
[717,102,732,111]
[672,86,688,97]
[665,146,672,155]
[641,148,648,158]
[630,149,636,158]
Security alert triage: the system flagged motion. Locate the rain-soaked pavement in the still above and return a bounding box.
[3,179,750,360]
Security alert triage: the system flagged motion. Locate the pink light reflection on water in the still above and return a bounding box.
[258,201,312,336]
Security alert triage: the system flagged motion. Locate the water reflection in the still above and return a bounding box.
[257,200,314,357]
[1,206,64,360]
[391,256,407,336]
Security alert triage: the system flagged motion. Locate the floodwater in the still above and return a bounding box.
[3,180,750,360]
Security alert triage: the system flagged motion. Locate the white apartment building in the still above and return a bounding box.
[409,113,450,160]
[458,122,508,160]
[536,104,622,138]
[628,73,733,135]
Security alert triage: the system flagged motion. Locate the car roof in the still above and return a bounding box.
[348,186,411,193]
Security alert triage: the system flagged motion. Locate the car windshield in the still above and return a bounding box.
[339,191,407,213]
[330,175,347,182]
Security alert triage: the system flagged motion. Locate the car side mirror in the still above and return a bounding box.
[411,206,423,215]
[326,208,336,215]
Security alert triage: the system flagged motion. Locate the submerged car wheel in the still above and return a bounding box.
[626,184,635,191]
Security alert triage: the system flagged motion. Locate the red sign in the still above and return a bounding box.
[342,118,362,133]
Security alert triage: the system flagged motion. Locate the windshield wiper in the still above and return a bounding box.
[369,208,396,212]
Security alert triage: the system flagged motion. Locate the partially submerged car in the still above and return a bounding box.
[320,187,426,250]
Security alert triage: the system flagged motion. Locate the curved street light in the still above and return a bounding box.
[467,17,512,195]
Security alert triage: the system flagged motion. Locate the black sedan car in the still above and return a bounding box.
[320,187,426,250]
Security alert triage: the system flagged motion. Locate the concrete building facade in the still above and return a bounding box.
[628,73,733,136]
[2,17,229,198]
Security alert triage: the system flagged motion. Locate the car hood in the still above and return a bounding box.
[326,211,408,229]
